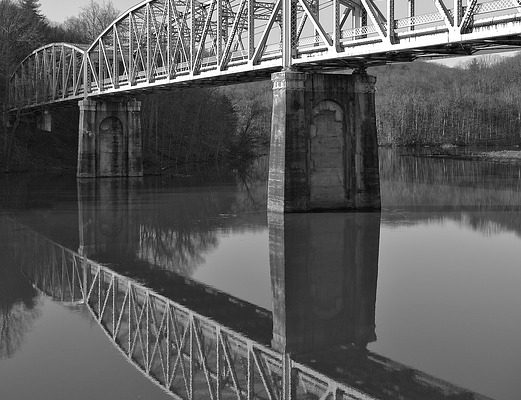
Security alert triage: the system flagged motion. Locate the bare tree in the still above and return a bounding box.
[63,0,119,43]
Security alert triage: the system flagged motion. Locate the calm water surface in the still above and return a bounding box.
[1,150,520,400]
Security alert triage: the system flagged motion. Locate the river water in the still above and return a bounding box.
[0,149,520,400]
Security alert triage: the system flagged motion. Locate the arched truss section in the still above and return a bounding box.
[9,43,88,109]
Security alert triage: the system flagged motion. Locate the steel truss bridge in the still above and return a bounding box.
[2,216,493,400]
[8,0,521,110]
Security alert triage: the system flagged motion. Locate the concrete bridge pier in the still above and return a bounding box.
[268,71,380,212]
[77,98,143,178]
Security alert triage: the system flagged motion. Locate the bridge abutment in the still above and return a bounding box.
[77,98,143,178]
[268,71,380,212]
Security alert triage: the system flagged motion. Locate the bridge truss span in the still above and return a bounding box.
[9,43,88,109]
[9,0,521,109]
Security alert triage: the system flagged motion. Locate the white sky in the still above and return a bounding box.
[41,0,140,23]
[40,0,395,23]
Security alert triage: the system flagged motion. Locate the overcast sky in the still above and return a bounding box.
[41,0,397,23]
[40,0,139,23]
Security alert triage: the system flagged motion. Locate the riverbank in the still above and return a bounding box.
[475,150,521,163]
[407,148,521,164]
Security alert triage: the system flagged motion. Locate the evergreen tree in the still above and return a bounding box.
[19,0,43,21]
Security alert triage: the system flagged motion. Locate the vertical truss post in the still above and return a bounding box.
[73,49,77,95]
[22,61,26,104]
[216,327,222,400]
[409,0,415,31]
[128,283,132,356]
[98,44,104,92]
[17,68,21,105]
[112,277,117,334]
[387,0,394,43]
[129,13,136,86]
[84,53,90,95]
[217,0,222,64]
[282,0,293,68]
[82,260,88,304]
[113,28,120,88]
[189,316,194,400]
[454,0,462,27]
[43,49,48,101]
[333,0,341,51]
[167,1,171,78]
[247,344,253,400]
[31,57,35,103]
[146,294,150,370]
[361,7,368,39]
[165,306,171,383]
[51,45,56,100]
[23,65,27,104]
[282,353,296,400]
[147,5,152,82]
[62,46,66,98]
[248,0,255,61]
[190,0,196,73]
[35,53,39,103]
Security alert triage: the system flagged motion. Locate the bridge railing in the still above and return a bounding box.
[8,0,521,109]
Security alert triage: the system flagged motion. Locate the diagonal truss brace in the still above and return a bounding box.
[360,0,387,40]
[297,0,333,47]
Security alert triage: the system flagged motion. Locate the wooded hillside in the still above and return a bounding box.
[372,57,521,146]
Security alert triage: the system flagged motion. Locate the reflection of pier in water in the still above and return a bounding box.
[3,215,492,400]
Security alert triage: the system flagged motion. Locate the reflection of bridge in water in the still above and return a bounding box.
[2,215,493,400]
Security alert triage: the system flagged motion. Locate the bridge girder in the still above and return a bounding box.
[9,0,521,110]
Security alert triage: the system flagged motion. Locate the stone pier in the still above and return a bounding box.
[268,71,380,212]
[77,98,143,178]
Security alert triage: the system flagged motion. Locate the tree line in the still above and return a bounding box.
[372,57,521,147]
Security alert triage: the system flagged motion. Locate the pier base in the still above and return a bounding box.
[268,71,380,212]
[77,98,143,178]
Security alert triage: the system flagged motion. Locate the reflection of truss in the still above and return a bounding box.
[6,218,374,400]
[9,0,521,109]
